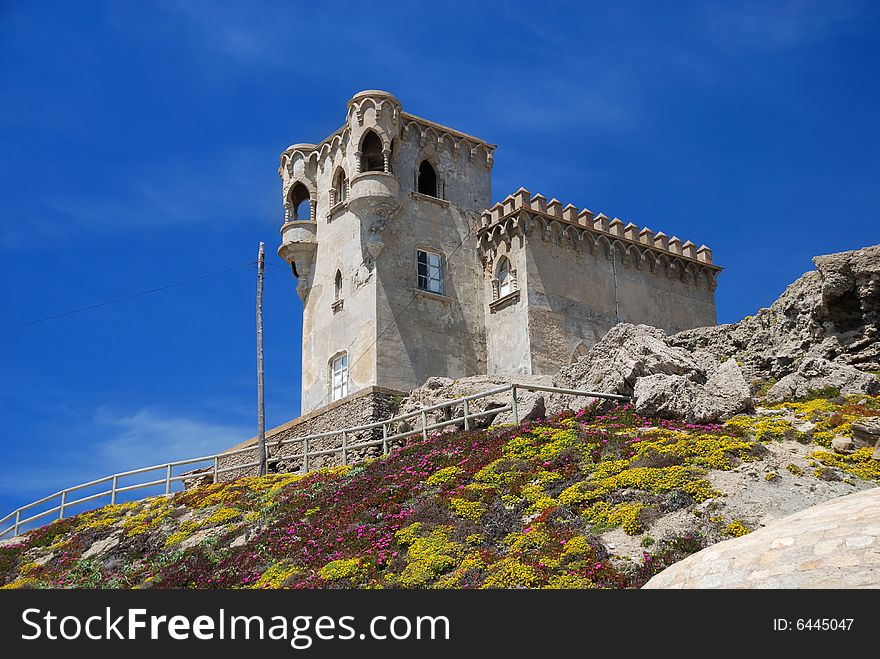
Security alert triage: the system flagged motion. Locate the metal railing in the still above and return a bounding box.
[0,383,627,539]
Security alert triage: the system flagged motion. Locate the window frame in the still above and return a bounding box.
[330,353,349,402]
[417,249,444,295]
[497,256,513,298]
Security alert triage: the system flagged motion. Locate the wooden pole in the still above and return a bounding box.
[256,242,267,476]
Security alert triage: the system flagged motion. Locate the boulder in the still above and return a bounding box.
[633,374,700,420]
[851,417,880,448]
[553,324,705,408]
[831,436,855,453]
[765,357,880,403]
[633,360,753,423]
[694,359,754,421]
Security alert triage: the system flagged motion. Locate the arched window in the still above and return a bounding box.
[497,257,513,298]
[360,131,384,172]
[417,160,438,197]
[334,270,343,301]
[288,182,311,221]
[330,353,349,401]
[332,168,348,205]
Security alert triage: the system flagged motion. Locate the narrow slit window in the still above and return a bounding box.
[334,270,342,301]
[417,250,444,295]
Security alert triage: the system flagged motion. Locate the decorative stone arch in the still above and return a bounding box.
[355,127,393,174]
[330,166,349,206]
[491,254,517,300]
[284,179,316,222]
[415,150,443,198]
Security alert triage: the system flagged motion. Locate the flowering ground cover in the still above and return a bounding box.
[2,395,878,589]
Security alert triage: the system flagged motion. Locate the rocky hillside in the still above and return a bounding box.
[2,394,879,589]
[672,245,880,377]
[2,244,878,589]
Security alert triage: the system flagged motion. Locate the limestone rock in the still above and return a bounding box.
[643,488,880,589]
[765,357,880,403]
[873,442,880,462]
[694,359,754,421]
[633,374,700,420]
[851,417,880,448]
[831,436,855,453]
[633,360,752,423]
[81,534,120,560]
[554,324,704,399]
[671,245,880,379]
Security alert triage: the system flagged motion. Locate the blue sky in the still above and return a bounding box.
[1,1,879,516]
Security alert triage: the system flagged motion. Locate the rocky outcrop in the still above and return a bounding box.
[632,360,752,422]
[670,245,880,380]
[550,324,750,422]
[552,323,707,406]
[766,357,880,403]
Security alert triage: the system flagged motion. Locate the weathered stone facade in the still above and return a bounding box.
[278,90,722,415]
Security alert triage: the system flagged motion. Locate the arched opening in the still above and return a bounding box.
[496,256,512,298]
[417,160,438,197]
[288,182,311,221]
[332,168,348,204]
[360,131,384,172]
[334,270,343,301]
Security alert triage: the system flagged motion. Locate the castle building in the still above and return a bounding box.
[279,90,721,415]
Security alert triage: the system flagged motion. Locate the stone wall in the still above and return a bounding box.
[480,188,720,376]
[216,386,404,481]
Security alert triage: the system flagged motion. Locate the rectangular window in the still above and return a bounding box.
[417,250,444,294]
[331,353,348,401]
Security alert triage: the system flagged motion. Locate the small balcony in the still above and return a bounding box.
[277,220,317,271]
[347,171,401,219]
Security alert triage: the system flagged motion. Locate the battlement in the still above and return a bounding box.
[479,187,720,270]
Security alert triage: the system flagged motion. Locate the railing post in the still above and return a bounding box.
[14,510,20,537]
[59,491,67,520]
[302,436,309,474]
[421,411,428,441]
[111,476,118,504]
[463,399,470,431]
[165,465,172,495]
[511,385,519,424]
[213,457,219,484]
[382,423,388,455]
[341,431,348,466]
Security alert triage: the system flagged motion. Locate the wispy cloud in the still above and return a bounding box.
[93,406,252,470]
[0,406,251,500]
[701,0,868,51]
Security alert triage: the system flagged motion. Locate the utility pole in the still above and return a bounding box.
[256,242,267,476]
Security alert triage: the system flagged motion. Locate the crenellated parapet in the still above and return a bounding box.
[478,188,722,289]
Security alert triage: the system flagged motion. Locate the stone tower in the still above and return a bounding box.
[278,90,495,414]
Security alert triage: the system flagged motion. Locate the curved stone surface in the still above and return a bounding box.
[644,487,880,589]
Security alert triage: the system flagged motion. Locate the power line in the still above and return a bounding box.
[2,262,256,331]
